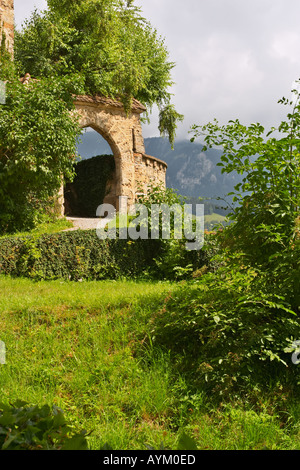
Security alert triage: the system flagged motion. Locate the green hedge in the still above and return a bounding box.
[0,228,209,281]
[0,230,165,280]
[64,155,115,217]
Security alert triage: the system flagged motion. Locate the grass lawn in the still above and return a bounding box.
[204,213,227,230]
[0,276,299,450]
[0,218,73,240]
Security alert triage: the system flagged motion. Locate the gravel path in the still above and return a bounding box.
[65,217,103,231]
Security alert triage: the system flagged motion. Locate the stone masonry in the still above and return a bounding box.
[74,95,167,213]
[0,0,14,56]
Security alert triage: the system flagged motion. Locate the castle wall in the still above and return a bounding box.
[0,0,14,56]
[134,153,167,197]
[73,96,167,213]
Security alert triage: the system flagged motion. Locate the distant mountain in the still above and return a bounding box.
[144,137,241,204]
[76,132,242,212]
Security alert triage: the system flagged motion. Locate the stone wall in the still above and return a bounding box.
[0,0,14,56]
[74,95,167,213]
[134,153,167,196]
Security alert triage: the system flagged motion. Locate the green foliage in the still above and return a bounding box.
[0,31,14,81]
[1,277,299,450]
[136,185,208,280]
[0,230,165,281]
[64,154,115,217]
[0,223,208,282]
[0,180,209,282]
[148,85,300,397]
[159,105,184,150]
[150,256,300,396]
[0,278,181,450]
[0,75,82,234]
[0,401,88,450]
[190,84,300,267]
[15,0,183,146]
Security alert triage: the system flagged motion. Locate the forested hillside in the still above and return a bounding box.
[144,137,241,211]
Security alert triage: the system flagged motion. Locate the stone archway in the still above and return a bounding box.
[73,94,147,213]
[66,94,168,215]
[17,84,168,218]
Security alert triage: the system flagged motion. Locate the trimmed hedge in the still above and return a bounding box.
[0,230,164,281]
[0,229,209,281]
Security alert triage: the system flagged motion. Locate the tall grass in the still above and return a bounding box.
[0,276,299,450]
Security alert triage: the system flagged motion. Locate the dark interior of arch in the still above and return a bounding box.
[64,127,116,217]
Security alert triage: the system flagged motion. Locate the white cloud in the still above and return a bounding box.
[270,32,300,65]
[15,0,300,140]
[140,0,300,138]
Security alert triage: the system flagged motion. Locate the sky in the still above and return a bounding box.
[14,0,300,140]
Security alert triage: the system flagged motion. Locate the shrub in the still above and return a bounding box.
[135,185,209,280]
[0,401,88,450]
[149,257,300,397]
[151,84,300,396]
[0,75,82,234]
[0,230,164,281]
[0,185,210,281]
[191,86,300,269]
[0,226,209,281]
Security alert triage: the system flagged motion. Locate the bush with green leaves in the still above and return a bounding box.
[15,0,183,147]
[190,84,300,268]
[0,230,165,281]
[149,254,300,397]
[0,75,82,234]
[0,223,209,281]
[148,86,300,397]
[0,401,88,450]
[190,83,300,311]
[136,185,208,280]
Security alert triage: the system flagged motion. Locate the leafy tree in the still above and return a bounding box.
[0,74,82,233]
[15,0,183,147]
[190,84,300,313]
[190,84,300,268]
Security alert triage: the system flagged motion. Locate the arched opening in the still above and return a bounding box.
[77,127,113,159]
[64,127,118,217]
